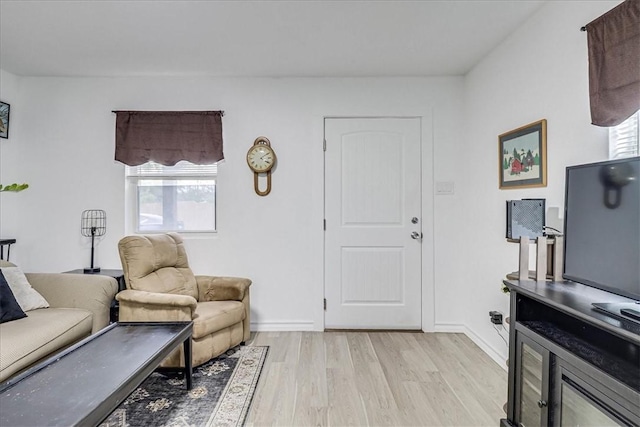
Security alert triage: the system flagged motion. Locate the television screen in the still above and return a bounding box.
[563,157,640,301]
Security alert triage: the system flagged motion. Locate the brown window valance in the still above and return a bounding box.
[586,0,640,127]
[114,111,224,166]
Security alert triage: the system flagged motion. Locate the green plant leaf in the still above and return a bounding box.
[0,182,29,192]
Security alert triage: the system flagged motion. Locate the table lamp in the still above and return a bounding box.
[81,209,106,273]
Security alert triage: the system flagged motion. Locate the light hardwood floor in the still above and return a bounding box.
[244,331,507,427]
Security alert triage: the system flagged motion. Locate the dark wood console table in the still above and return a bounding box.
[501,279,639,426]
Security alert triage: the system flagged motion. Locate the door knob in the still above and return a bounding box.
[411,231,422,240]
[537,400,547,408]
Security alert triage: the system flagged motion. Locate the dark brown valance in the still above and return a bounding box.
[586,0,640,127]
[114,111,224,166]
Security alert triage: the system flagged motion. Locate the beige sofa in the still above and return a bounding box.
[0,261,118,382]
[117,233,251,368]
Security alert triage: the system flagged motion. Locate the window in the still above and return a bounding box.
[126,161,217,233]
[609,110,639,159]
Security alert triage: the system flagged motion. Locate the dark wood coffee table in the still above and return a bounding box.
[0,321,193,426]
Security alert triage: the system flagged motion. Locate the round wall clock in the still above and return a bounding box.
[247,136,277,196]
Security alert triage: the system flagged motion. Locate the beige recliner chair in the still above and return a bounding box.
[116,232,251,368]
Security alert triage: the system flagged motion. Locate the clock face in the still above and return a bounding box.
[247,145,276,173]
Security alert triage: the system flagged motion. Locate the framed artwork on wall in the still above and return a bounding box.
[0,101,10,139]
[499,119,547,189]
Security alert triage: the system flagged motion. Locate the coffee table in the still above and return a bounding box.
[0,321,193,426]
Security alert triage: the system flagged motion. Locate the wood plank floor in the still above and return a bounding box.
[244,331,507,427]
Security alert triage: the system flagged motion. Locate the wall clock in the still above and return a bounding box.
[247,136,276,196]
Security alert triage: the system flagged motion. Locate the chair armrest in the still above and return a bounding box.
[116,289,197,322]
[26,273,118,333]
[195,276,251,302]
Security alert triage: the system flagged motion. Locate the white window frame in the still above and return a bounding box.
[609,110,639,159]
[125,161,217,234]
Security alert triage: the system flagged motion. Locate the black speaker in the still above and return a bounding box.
[506,199,545,239]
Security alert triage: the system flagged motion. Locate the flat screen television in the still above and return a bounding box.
[563,156,640,322]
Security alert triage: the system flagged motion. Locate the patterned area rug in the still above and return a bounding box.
[101,345,268,427]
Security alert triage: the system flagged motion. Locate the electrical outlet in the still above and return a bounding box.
[489,310,503,324]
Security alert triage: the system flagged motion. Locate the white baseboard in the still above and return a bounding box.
[433,322,466,333]
[251,321,315,331]
[463,325,508,371]
[433,322,507,370]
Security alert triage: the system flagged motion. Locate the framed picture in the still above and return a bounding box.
[499,119,547,189]
[0,101,9,139]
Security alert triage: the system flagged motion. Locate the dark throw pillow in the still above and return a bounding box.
[0,270,27,323]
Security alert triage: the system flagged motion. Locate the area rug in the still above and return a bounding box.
[101,345,268,427]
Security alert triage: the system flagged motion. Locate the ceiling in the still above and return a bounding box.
[0,0,546,78]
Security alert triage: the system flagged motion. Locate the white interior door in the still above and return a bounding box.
[324,117,422,329]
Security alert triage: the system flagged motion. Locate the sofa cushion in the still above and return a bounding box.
[0,266,49,311]
[0,308,92,382]
[192,300,245,339]
[0,271,27,323]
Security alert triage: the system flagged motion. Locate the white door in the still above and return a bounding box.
[324,117,422,329]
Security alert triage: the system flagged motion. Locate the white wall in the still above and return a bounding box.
[0,69,21,198]
[0,69,22,259]
[460,1,618,363]
[0,74,465,332]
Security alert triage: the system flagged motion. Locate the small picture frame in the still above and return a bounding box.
[0,101,10,139]
[499,119,547,189]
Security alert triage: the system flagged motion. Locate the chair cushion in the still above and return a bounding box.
[118,233,198,299]
[192,300,245,339]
